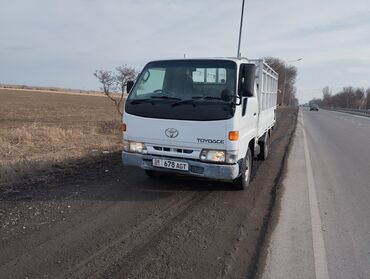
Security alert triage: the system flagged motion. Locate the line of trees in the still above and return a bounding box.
[309,86,370,110]
[264,57,298,106]
[94,66,139,116]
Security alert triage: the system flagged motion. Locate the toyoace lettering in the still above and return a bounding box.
[122,58,278,190]
[197,138,224,144]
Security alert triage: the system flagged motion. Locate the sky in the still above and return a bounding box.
[1,0,369,103]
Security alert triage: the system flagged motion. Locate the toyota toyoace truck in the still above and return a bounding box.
[122,58,278,189]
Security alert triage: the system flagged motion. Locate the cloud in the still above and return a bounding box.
[1,46,32,52]
[283,11,370,39]
[0,0,369,103]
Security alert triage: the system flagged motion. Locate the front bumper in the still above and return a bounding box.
[122,151,241,181]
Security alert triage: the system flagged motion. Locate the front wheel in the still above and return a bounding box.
[233,148,253,190]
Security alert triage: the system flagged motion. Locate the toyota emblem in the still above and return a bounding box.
[165,128,179,138]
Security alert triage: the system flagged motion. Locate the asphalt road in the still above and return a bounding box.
[261,109,370,279]
[0,108,297,279]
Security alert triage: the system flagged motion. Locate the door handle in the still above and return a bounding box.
[253,112,257,116]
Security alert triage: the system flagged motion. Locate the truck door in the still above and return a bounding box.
[238,63,258,152]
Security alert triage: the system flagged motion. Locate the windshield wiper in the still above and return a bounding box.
[150,95,181,100]
[129,95,181,105]
[201,96,224,101]
[171,96,225,107]
[129,98,155,105]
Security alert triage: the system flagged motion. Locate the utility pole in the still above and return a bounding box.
[237,0,246,58]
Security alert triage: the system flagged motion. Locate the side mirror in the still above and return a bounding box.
[126,80,134,93]
[240,64,256,97]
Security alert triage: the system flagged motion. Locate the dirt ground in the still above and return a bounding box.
[0,89,123,186]
[0,102,297,279]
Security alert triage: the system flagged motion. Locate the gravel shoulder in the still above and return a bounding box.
[0,108,297,279]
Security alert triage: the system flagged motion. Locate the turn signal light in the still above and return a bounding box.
[120,122,126,132]
[228,131,239,141]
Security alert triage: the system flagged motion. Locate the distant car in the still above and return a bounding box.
[310,104,319,111]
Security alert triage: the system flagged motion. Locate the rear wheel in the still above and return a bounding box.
[233,148,252,190]
[258,132,270,160]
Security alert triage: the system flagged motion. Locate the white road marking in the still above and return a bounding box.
[323,111,370,128]
[301,111,330,279]
[327,110,370,120]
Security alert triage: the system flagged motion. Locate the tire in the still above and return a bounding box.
[233,148,253,190]
[258,132,270,160]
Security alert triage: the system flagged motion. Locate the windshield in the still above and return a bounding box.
[125,60,237,121]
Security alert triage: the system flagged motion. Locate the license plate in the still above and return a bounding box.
[152,159,189,171]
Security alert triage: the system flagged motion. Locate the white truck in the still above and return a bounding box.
[122,58,278,189]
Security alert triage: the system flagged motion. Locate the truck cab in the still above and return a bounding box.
[122,58,278,189]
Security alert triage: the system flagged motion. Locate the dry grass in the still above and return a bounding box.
[0,89,123,186]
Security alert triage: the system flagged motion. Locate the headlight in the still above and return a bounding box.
[123,140,147,153]
[200,150,225,162]
[200,150,238,163]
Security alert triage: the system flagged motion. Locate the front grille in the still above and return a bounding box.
[153,146,194,154]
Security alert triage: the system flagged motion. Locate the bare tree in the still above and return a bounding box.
[115,65,138,94]
[111,65,138,116]
[322,86,331,99]
[321,86,332,107]
[264,57,298,106]
[94,69,115,94]
[94,66,139,117]
[310,86,370,110]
